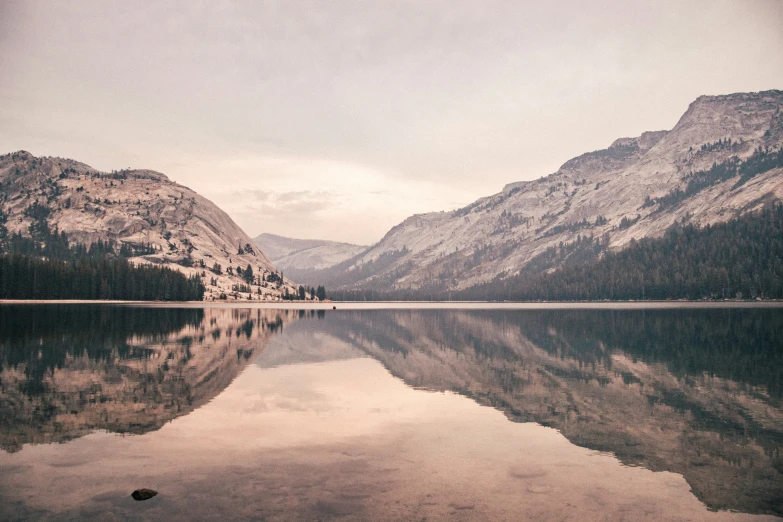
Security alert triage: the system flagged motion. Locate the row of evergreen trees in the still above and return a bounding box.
[291,285,326,301]
[0,206,205,301]
[0,254,205,300]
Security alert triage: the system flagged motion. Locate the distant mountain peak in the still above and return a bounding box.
[254,232,367,275]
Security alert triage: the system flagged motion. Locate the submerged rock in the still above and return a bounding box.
[131,489,158,501]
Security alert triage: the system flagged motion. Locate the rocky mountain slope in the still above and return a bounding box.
[254,232,365,274]
[309,90,783,292]
[0,151,299,300]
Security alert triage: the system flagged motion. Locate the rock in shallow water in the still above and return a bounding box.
[131,489,158,501]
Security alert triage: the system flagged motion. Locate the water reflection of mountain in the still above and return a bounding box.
[0,305,292,453]
[316,308,783,516]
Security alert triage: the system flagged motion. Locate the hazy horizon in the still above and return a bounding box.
[2,0,783,244]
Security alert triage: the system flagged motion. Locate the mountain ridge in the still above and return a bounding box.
[291,89,783,292]
[0,151,300,300]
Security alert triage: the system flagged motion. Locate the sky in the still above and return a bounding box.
[1,1,782,245]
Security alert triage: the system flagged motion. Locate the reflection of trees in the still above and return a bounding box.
[0,306,293,452]
[320,309,783,516]
[0,305,204,386]
[514,309,783,398]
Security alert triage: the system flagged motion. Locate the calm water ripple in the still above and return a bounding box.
[0,304,781,520]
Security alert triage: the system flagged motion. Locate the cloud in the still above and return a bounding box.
[171,152,478,243]
[245,190,273,202]
[220,186,348,240]
[235,190,338,217]
[2,0,782,243]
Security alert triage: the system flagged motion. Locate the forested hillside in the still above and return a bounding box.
[0,207,204,300]
[330,203,783,301]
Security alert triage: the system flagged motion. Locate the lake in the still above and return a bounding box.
[1,303,782,520]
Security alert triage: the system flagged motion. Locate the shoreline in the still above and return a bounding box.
[1,299,782,310]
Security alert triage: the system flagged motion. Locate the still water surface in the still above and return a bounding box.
[1,304,782,520]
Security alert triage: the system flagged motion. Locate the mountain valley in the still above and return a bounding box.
[254,232,366,276]
[2,90,782,301]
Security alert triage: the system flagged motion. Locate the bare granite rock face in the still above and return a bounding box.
[0,153,300,300]
[310,90,783,291]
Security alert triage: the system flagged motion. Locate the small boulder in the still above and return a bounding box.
[131,489,158,501]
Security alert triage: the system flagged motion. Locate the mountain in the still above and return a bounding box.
[254,232,366,275]
[309,90,783,292]
[0,151,299,300]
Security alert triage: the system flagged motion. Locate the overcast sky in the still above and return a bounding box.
[2,1,782,244]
